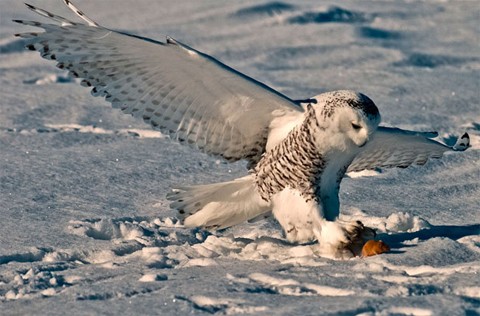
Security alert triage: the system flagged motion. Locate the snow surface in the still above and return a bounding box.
[1,0,479,315]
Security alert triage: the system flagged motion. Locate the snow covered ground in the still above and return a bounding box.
[1,0,479,314]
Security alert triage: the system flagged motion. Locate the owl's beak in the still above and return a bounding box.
[358,133,372,147]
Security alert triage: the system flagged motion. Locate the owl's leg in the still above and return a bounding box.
[271,188,324,244]
[320,194,340,221]
[317,191,374,257]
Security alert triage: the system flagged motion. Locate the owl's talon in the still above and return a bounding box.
[319,220,376,258]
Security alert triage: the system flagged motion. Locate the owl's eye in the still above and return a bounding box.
[351,122,362,130]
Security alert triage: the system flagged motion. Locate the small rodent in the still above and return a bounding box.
[361,240,390,257]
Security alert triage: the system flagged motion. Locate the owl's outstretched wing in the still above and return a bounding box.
[347,127,470,172]
[15,2,302,163]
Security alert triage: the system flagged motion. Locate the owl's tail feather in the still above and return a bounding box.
[167,175,271,230]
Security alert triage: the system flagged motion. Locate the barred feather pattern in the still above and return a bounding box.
[14,3,302,165]
[254,105,326,202]
[347,127,459,172]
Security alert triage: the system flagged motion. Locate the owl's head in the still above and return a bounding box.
[310,90,381,148]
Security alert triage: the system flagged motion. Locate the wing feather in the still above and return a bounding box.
[15,2,302,163]
[348,127,469,172]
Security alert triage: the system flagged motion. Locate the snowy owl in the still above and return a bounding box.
[15,2,470,257]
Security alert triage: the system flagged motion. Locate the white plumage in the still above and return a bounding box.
[16,1,470,258]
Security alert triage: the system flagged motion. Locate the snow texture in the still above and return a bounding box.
[1,0,479,315]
